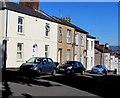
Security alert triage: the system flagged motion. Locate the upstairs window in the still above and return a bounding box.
[58,27,62,42]
[75,33,78,45]
[81,35,84,45]
[66,29,71,43]
[91,41,93,50]
[18,16,24,33]
[45,23,50,37]
[86,40,89,50]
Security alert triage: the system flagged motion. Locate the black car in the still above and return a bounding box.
[19,57,56,76]
[57,61,86,75]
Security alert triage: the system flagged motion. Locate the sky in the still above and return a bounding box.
[40,2,118,46]
[7,0,119,46]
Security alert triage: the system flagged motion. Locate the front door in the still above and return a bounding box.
[58,49,62,63]
[32,44,38,57]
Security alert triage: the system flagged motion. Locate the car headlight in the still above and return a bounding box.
[67,66,72,70]
[31,67,38,70]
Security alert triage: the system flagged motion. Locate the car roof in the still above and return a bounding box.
[31,57,52,59]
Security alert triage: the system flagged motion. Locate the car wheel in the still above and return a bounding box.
[71,69,75,74]
[80,70,85,75]
[37,69,42,76]
[51,69,56,76]
[104,71,107,76]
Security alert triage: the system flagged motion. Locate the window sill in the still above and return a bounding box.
[17,33,25,36]
[45,36,50,39]
[16,60,24,62]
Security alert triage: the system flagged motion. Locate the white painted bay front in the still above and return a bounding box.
[3,10,57,68]
[86,37,95,70]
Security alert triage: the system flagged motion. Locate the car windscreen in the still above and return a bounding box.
[65,61,76,66]
[27,58,42,63]
[96,65,102,68]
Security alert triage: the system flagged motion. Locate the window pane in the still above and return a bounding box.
[17,43,23,60]
[66,49,71,61]
[18,17,23,33]
[58,27,62,42]
[67,29,71,43]
[45,45,49,57]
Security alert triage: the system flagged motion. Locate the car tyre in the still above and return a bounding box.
[37,69,42,76]
[71,69,75,74]
[51,69,56,76]
[80,70,85,75]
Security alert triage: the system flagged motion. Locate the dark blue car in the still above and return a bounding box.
[57,61,86,75]
[19,57,56,76]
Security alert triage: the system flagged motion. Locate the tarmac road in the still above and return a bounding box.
[2,70,120,97]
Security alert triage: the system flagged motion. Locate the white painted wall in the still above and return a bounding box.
[0,10,4,68]
[103,53,110,70]
[86,37,95,70]
[6,10,58,68]
[110,55,119,73]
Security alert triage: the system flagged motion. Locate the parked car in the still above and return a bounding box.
[91,65,108,75]
[19,57,56,76]
[57,61,86,75]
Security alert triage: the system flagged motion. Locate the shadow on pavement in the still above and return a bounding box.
[41,73,120,98]
[2,69,61,97]
[2,69,120,98]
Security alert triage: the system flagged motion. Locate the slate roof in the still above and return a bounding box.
[53,16,88,34]
[0,1,88,34]
[95,44,112,53]
[0,1,56,22]
[87,35,96,39]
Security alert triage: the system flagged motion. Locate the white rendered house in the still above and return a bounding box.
[86,35,96,70]
[0,1,58,68]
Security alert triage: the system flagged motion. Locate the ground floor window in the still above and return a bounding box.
[66,49,71,61]
[17,43,24,61]
[45,45,49,57]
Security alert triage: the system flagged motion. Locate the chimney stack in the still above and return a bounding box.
[19,0,40,10]
[95,40,99,45]
[61,17,71,22]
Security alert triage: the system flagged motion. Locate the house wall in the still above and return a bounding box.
[79,33,87,67]
[74,31,80,61]
[0,10,4,68]
[103,53,110,70]
[6,10,57,68]
[94,49,102,66]
[57,24,75,63]
[86,37,95,70]
[110,56,119,72]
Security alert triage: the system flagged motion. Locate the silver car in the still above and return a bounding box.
[19,57,56,76]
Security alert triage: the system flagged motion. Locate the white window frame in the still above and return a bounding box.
[86,40,89,50]
[66,49,71,61]
[18,16,24,33]
[81,35,84,45]
[58,27,62,42]
[66,29,71,43]
[91,41,93,50]
[91,57,93,66]
[17,43,24,61]
[75,33,78,45]
[45,23,50,37]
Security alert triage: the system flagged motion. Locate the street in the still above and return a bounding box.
[1,70,120,97]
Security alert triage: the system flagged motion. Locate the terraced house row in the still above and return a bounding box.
[0,1,119,73]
